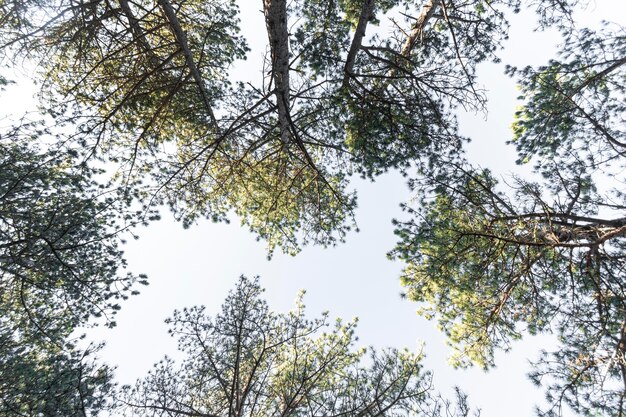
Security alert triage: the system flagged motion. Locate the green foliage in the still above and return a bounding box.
[0,123,147,415]
[393,160,626,414]
[394,23,626,411]
[338,0,397,28]
[394,167,543,368]
[294,0,351,77]
[0,0,530,254]
[0,126,147,334]
[0,335,115,416]
[508,24,626,176]
[120,276,472,417]
[159,140,357,256]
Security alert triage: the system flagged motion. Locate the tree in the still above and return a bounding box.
[391,23,626,417]
[0,0,569,254]
[0,122,148,335]
[0,120,148,414]
[0,334,115,416]
[120,276,473,417]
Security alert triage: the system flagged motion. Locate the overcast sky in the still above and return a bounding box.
[3,1,625,416]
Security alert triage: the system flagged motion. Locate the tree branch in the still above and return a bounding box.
[342,0,376,88]
[158,0,218,129]
[399,0,441,57]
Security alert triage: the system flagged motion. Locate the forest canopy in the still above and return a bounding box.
[0,0,625,416]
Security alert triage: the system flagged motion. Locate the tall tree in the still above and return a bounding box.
[392,23,626,417]
[120,276,474,417]
[1,123,147,335]
[0,120,148,414]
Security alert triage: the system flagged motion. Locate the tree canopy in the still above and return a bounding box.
[0,120,147,414]
[120,276,472,417]
[0,0,625,416]
[0,0,559,254]
[391,21,626,417]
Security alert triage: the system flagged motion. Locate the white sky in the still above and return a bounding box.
[3,1,625,416]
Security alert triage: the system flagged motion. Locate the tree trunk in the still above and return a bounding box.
[158,0,218,129]
[399,0,441,57]
[119,0,154,56]
[263,0,291,144]
[343,0,376,88]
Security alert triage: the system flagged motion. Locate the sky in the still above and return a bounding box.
[2,1,626,416]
